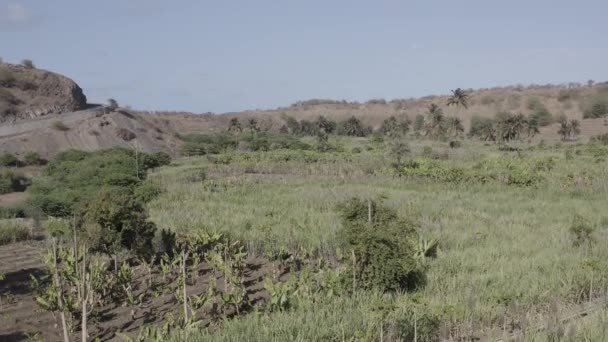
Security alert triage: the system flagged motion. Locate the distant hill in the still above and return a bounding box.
[1,62,607,159]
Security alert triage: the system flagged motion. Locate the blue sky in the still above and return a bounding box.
[2,0,607,113]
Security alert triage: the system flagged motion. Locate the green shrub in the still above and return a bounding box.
[530,108,553,126]
[79,187,156,257]
[337,197,424,292]
[570,215,595,247]
[0,206,26,219]
[336,116,372,137]
[0,152,18,167]
[0,220,30,245]
[23,151,45,166]
[29,148,161,216]
[134,181,164,203]
[0,170,29,194]
[583,96,608,118]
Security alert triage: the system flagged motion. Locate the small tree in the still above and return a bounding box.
[79,188,156,260]
[337,197,424,292]
[380,116,410,138]
[107,98,119,111]
[445,117,464,137]
[21,59,35,69]
[413,114,425,131]
[227,118,242,133]
[247,118,260,134]
[423,104,446,140]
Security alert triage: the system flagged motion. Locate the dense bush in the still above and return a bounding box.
[0,206,26,219]
[530,108,553,126]
[181,133,310,156]
[79,187,156,257]
[337,197,424,292]
[28,148,163,216]
[23,151,45,166]
[134,181,164,203]
[0,170,29,194]
[336,116,372,137]
[583,95,608,118]
[414,114,425,131]
[469,116,496,141]
[380,116,410,137]
[0,152,18,167]
[21,59,35,69]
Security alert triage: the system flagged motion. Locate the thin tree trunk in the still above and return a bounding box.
[53,238,70,342]
[181,250,188,323]
[81,246,87,342]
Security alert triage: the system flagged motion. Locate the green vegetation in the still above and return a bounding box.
[0,152,18,167]
[27,148,170,217]
[0,170,29,194]
[0,220,30,245]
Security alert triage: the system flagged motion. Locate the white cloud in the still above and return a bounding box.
[0,3,33,31]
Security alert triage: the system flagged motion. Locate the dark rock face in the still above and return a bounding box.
[0,63,87,122]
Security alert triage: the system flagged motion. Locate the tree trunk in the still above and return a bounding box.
[181,250,188,323]
[53,238,70,342]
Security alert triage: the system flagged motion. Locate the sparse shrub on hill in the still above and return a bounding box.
[21,59,35,69]
[51,121,70,131]
[23,151,45,166]
[181,132,310,156]
[414,114,425,131]
[337,197,425,292]
[107,98,119,111]
[469,116,496,141]
[0,152,19,167]
[530,107,553,127]
[0,67,15,87]
[583,96,608,118]
[0,170,29,194]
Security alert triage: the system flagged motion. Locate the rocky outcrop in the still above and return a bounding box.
[0,63,87,122]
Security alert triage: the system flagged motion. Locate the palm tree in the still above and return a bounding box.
[424,104,446,140]
[447,88,470,109]
[511,113,528,140]
[570,120,581,139]
[227,118,242,133]
[247,118,260,134]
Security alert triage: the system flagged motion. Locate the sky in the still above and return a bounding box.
[2,0,607,113]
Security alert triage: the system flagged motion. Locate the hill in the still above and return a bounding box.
[1,62,608,159]
[0,63,87,122]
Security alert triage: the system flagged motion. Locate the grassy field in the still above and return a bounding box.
[143,137,608,340]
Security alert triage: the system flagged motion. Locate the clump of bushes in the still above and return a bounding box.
[0,170,29,194]
[181,132,311,156]
[0,152,18,167]
[23,151,45,166]
[79,187,156,258]
[28,148,170,217]
[337,197,425,292]
[583,95,608,118]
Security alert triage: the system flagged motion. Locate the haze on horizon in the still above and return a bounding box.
[2,0,607,113]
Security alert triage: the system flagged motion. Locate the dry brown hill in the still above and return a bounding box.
[1,62,607,159]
